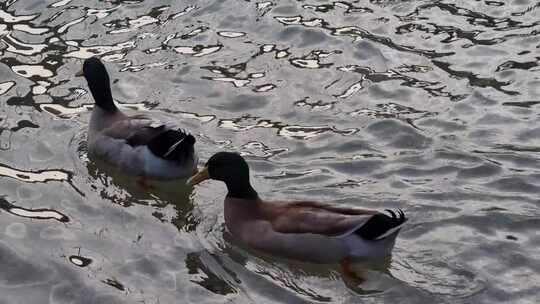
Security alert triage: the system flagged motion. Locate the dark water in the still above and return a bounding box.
[1,0,539,303]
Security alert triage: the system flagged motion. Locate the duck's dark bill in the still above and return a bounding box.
[186,167,209,186]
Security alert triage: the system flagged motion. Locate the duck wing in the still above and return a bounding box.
[125,124,167,147]
[270,203,406,239]
[96,114,195,164]
[99,115,182,146]
[270,202,375,236]
[99,115,159,144]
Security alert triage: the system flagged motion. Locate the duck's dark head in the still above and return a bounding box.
[77,57,117,112]
[187,152,258,199]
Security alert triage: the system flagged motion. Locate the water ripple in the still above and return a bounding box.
[173,44,223,57]
[0,82,15,95]
[0,164,70,183]
[68,255,92,267]
[0,197,69,222]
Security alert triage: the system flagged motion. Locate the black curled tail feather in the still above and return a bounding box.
[147,129,196,163]
[354,209,407,241]
[174,134,196,163]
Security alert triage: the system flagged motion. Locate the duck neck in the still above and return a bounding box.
[224,179,259,200]
[88,78,117,113]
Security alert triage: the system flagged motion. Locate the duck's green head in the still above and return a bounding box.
[188,152,249,185]
[187,152,258,199]
[77,57,117,112]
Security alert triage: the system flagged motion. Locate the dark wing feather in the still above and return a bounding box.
[125,125,166,146]
[146,129,196,163]
[100,115,168,146]
[99,115,195,163]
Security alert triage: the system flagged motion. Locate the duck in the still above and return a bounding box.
[77,57,197,185]
[187,152,407,280]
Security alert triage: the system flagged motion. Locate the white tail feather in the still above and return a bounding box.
[163,137,185,157]
[375,222,406,240]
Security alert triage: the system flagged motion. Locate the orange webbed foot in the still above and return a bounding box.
[340,257,366,285]
[136,176,154,191]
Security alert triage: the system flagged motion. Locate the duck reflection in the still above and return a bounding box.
[221,229,392,297]
[85,157,197,232]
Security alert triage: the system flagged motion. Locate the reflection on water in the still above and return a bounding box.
[69,254,92,267]
[0,196,69,222]
[1,0,540,303]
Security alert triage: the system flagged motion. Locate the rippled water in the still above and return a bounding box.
[1,0,539,303]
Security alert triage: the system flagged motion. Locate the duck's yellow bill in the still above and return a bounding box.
[186,166,209,186]
[75,69,84,77]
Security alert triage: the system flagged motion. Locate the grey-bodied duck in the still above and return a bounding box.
[78,57,197,185]
[187,152,407,279]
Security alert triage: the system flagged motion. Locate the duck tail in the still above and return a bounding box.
[354,209,407,241]
[147,129,196,163]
